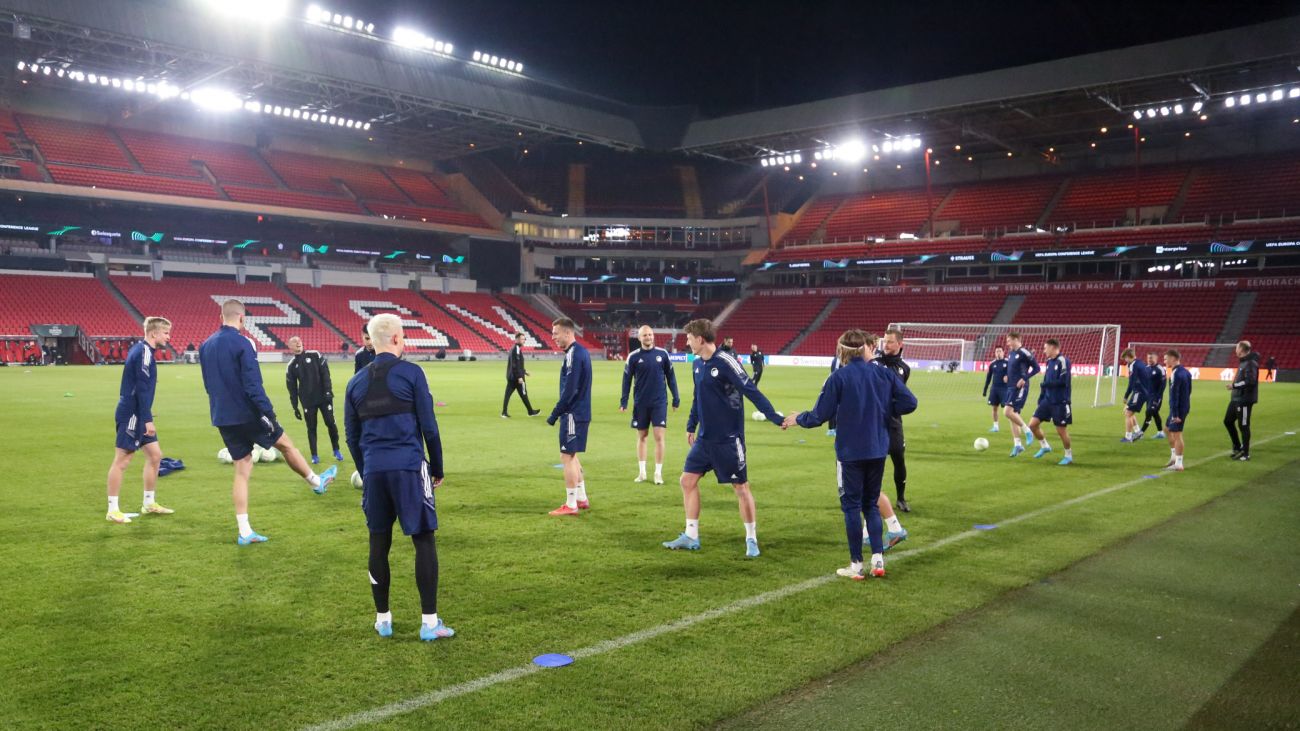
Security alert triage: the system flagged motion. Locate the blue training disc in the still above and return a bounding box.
[1142,474,1160,479]
[973,524,998,531]
[533,653,574,668]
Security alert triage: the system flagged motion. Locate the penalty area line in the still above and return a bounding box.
[303,429,1294,731]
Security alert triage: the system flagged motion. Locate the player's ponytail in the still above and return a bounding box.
[837,329,872,366]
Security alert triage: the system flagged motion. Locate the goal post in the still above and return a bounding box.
[889,322,1122,407]
[1127,341,1238,369]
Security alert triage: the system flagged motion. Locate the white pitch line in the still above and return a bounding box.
[304,430,1293,731]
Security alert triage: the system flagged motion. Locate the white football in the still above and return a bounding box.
[751,410,765,421]
[973,437,990,451]
[251,445,265,463]
[217,448,233,464]
[351,470,363,489]
[261,447,279,463]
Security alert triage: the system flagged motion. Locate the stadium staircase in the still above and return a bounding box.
[96,268,147,328]
[710,297,744,329]
[277,283,357,351]
[782,298,840,354]
[1165,168,1198,222]
[1213,291,1258,366]
[567,163,586,216]
[1034,179,1071,229]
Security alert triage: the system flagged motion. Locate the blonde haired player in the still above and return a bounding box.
[106,317,174,523]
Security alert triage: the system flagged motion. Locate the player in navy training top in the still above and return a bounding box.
[354,329,376,373]
[105,317,175,524]
[1004,332,1042,457]
[1120,348,1153,442]
[200,299,336,544]
[983,346,1009,433]
[662,319,783,558]
[546,317,593,516]
[344,312,453,641]
[620,325,680,485]
[1163,349,1193,472]
[1027,338,1074,466]
[1139,352,1167,439]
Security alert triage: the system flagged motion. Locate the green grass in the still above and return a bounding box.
[0,361,1295,730]
[719,460,1300,731]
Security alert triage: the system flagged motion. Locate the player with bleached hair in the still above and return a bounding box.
[105,317,175,524]
[620,325,680,485]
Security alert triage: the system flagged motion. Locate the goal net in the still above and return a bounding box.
[1127,341,1238,369]
[889,322,1122,407]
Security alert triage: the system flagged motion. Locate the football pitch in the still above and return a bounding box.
[0,359,1295,730]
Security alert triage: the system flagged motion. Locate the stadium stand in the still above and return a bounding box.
[1179,154,1300,222]
[793,291,1009,356]
[1047,166,1189,227]
[287,284,500,353]
[222,186,363,215]
[114,128,205,178]
[719,294,832,355]
[936,177,1062,234]
[782,196,842,244]
[47,164,222,199]
[821,186,950,242]
[0,273,139,337]
[1241,288,1300,368]
[262,149,405,201]
[364,201,489,228]
[16,114,135,170]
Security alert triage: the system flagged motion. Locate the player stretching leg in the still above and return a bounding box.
[200,300,337,544]
[1027,339,1074,466]
[1003,332,1041,456]
[1139,352,1166,439]
[664,319,783,557]
[546,318,593,515]
[984,346,1009,433]
[784,329,917,578]
[1163,350,1192,472]
[106,317,175,523]
[1119,348,1152,442]
[620,325,680,485]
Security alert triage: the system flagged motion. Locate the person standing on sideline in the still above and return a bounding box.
[286,336,343,464]
[344,313,452,641]
[782,329,917,579]
[1004,332,1041,456]
[1120,348,1152,443]
[1225,340,1259,461]
[620,325,680,484]
[750,344,765,385]
[663,319,783,558]
[546,318,593,515]
[874,329,913,512]
[105,317,175,524]
[354,329,376,373]
[1026,338,1074,465]
[1139,352,1167,439]
[200,300,337,545]
[502,333,540,418]
[1163,350,1192,472]
[983,346,1009,433]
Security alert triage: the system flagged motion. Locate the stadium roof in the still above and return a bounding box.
[3,4,1299,163]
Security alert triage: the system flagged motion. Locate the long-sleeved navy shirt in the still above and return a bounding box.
[200,325,277,426]
[1149,364,1166,403]
[344,353,444,479]
[549,341,592,423]
[1125,360,1153,400]
[1167,364,1192,420]
[983,358,1008,395]
[1037,353,1072,406]
[114,341,157,424]
[1006,346,1041,388]
[620,346,680,409]
[686,349,781,441]
[354,347,375,374]
[795,357,917,461]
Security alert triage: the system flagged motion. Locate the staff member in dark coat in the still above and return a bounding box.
[1224,340,1259,461]
[750,344,765,385]
[345,313,453,641]
[502,332,540,418]
[286,336,343,464]
[874,328,913,512]
[354,329,376,373]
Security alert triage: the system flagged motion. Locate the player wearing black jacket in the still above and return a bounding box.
[286,336,342,463]
[750,344,765,385]
[1225,341,1259,461]
[354,330,376,373]
[502,333,540,417]
[874,329,912,512]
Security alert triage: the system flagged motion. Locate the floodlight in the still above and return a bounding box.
[205,0,289,19]
[911,137,922,149]
[1224,97,1235,108]
[43,66,52,75]
[111,77,121,87]
[333,14,341,24]
[307,4,320,19]
[366,23,374,33]
[1290,88,1300,99]
[292,109,302,118]
[393,27,424,48]
[882,141,893,153]
[16,61,24,71]
[473,51,482,61]
[513,61,519,72]
[760,158,770,167]
[191,87,243,112]
[1270,89,1283,101]
[1191,100,1204,112]
[100,76,109,86]
[244,101,260,112]
[1240,94,1251,106]
[1145,108,1157,118]
[837,140,867,163]
[343,16,353,28]
[813,151,823,161]
[792,154,802,164]
[1159,106,1169,116]
[363,122,371,130]
[88,73,97,83]
[1173,104,1183,114]
[1131,110,1142,120]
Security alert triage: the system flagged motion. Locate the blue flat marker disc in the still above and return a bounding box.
[973,524,998,531]
[1142,475,1159,479]
[533,653,574,668]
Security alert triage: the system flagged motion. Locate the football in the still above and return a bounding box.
[752,410,765,421]
[351,470,363,489]
[216,447,233,464]
[973,437,990,451]
[251,445,265,463]
[260,447,279,463]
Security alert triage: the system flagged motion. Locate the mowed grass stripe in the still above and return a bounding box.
[718,460,1300,731]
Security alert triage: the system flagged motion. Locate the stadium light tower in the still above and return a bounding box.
[190,87,243,112]
[202,0,289,20]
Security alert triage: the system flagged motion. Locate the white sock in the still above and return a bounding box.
[143,490,155,506]
[885,515,903,532]
[236,513,252,538]
[307,472,322,488]
[638,461,647,477]
[108,495,120,513]
[1170,448,1177,458]
[849,560,863,573]
[1175,454,1184,467]
[1039,439,1051,450]
[575,481,588,502]
[1014,437,1022,447]
[744,522,757,541]
[685,519,700,540]
[565,488,578,509]
[422,613,439,628]
[654,463,663,478]
[871,552,884,566]
[1064,449,1072,458]
[375,611,392,625]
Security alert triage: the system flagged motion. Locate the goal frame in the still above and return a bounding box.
[889,322,1123,407]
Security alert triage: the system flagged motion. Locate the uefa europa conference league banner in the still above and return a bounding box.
[757,276,1300,298]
